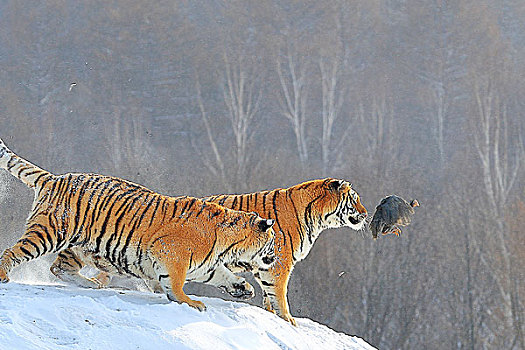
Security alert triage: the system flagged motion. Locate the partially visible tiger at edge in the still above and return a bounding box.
[0,137,277,311]
[55,170,368,325]
[203,178,368,325]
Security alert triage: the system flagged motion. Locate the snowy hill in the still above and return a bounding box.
[0,283,375,350]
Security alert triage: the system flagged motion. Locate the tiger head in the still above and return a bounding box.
[313,178,368,231]
[231,213,276,270]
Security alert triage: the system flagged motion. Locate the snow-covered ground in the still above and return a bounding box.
[0,282,375,350]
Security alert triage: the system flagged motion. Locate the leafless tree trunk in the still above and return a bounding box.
[276,47,309,166]
[470,71,524,349]
[221,52,261,190]
[319,56,345,175]
[102,105,154,182]
[194,77,230,191]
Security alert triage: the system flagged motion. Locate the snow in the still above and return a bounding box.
[0,282,375,350]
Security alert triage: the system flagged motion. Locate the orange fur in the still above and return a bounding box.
[0,139,275,311]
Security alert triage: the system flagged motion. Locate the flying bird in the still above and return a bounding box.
[369,195,419,240]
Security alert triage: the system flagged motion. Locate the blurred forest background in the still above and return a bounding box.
[0,1,524,349]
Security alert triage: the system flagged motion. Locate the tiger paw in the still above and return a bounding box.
[280,313,297,326]
[0,271,9,283]
[93,272,111,288]
[227,281,255,300]
[86,277,105,289]
[0,268,9,283]
[187,299,206,312]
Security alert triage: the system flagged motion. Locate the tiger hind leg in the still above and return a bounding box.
[50,249,107,289]
[0,224,61,283]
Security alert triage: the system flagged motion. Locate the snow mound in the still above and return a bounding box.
[0,283,375,350]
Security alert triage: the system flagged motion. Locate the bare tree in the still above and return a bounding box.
[191,51,262,192]
[221,52,261,189]
[469,62,524,349]
[194,76,229,191]
[276,45,309,166]
[319,55,345,175]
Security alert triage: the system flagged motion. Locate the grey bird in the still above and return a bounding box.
[370,195,419,240]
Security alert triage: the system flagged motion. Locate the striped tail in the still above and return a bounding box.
[0,138,52,189]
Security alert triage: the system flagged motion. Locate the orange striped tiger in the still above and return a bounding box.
[55,177,368,324]
[203,179,368,324]
[0,138,276,311]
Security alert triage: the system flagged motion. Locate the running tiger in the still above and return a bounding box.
[0,138,276,311]
[203,179,368,324]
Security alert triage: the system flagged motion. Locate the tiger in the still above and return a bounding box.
[0,138,276,311]
[52,177,368,325]
[202,178,368,325]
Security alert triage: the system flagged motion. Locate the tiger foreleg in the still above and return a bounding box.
[154,259,206,311]
[256,269,297,326]
[200,264,254,299]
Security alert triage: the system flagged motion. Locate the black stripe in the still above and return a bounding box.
[262,191,270,213]
[188,252,194,270]
[19,238,41,257]
[218,196,228,206]
[72,176,97,240]
[304,194,324,244]
[288,194,305,253]
[103,191,140,261]
[27,223,54,253]
[115,196,142,268]
[202,270,216,283]
[33,172,49,187]
[195,203,207,218]
[171,198,181,219]
[148,196,163,226]
[135,195,155,228]
[19,246,35,259]
[197,234,217,269]
[246,194,251,211]
[7,157,17,171]
[17,166,33,178]
[182,198,197,220]
[217,238,246,260]
[111,194,143,264]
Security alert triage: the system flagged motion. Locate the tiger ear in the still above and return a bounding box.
[257,218,275,232]
[327,179,344,192]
